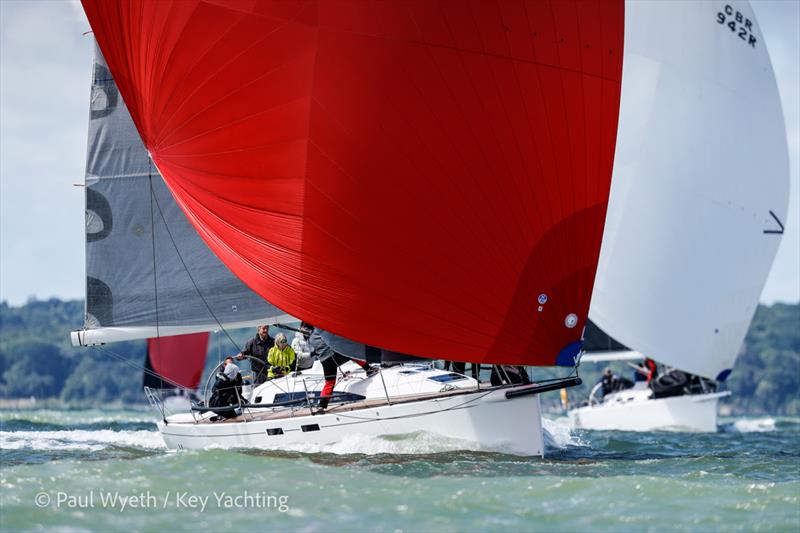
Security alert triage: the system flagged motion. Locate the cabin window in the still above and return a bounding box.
[273,392,365,404]
[266,428,283,436]
[301,424,320,432]
[428,373,468,383]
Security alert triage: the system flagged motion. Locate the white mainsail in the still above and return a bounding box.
[590,1,790,380]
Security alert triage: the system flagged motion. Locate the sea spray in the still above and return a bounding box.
[542,416,587,450]
[723,417,777,433]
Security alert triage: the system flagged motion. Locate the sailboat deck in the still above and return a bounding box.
[197,386,489,425]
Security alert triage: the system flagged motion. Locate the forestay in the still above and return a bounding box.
[590,1,789,380]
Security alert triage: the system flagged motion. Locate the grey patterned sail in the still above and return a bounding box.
[71,44,291,346]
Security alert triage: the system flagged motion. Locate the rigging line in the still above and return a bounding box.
[148,160,162,344]
[274,323,303,334]
[148,166,243,354]
[91,345,191,392]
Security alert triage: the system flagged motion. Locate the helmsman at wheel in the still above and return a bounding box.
[236,324,274,385]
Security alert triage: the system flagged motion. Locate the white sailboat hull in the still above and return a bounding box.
[568,390,730,433]
[158,385,544,456]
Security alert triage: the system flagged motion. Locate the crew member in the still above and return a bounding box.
[291,322,316,370]
[236,324,274,385]
[643,358,658,383]
[208,357,243,419]
[267,333,296,379]
[633,358,658,383]
[308,328,378,412]
[600,368,618,396]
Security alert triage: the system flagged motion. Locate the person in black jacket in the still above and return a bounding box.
[600,367,633,397]
[208,357,243,419]
[236,324,274,385]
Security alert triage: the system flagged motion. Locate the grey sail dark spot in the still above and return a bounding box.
[86,276,113,326]
[90,63,118,120]
[86,188,112,242]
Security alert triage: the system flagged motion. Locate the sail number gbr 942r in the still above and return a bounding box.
[717,4,757,48]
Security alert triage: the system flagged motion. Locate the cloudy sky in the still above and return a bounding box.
[1,0,798,307]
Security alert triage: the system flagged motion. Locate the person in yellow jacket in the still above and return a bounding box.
[267,333,296,379]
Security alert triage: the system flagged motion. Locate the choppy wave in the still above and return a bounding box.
[0,429,165,451]
[1,408,798,532]
[0,409,155,427]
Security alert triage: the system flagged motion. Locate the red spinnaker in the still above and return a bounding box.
[146,333,210,389]
[83,0,624,366]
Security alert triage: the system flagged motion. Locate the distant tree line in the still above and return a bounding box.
[0,298,250,404]
[0,298,797,414]
[726,303,800,415]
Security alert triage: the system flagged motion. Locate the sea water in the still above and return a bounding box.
[1,409,798,532]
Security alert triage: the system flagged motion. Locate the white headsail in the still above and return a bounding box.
[590,1,790,380]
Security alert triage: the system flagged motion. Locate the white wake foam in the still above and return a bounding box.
[0,429,166,451]
[542,416,587,449]
[196,419,582,456]
[200,430,500,455]
[724,417,777,433]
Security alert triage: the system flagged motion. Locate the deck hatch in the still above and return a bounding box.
[428,373,468,383]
